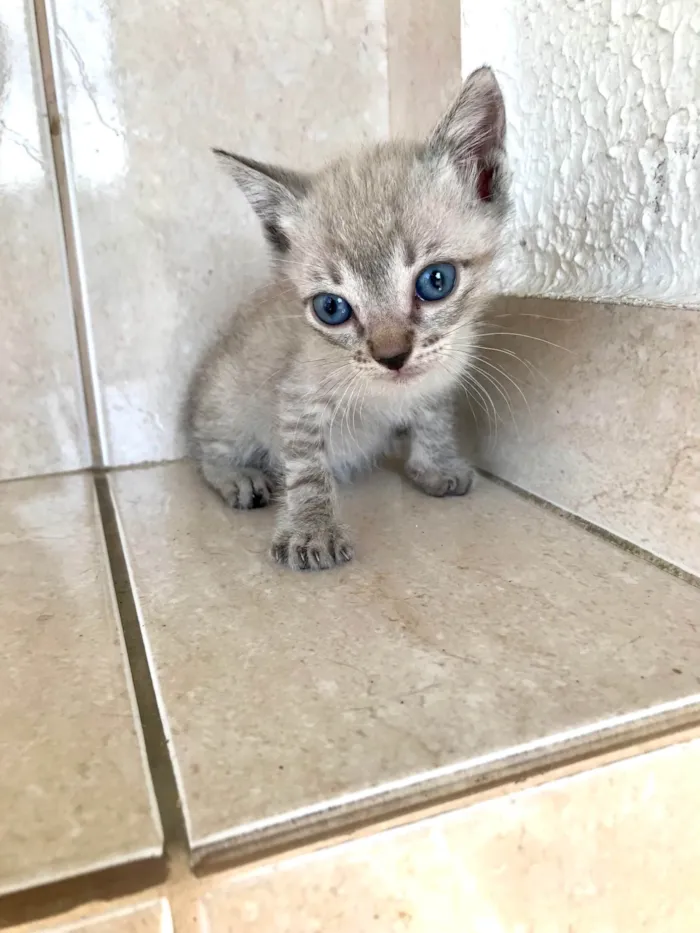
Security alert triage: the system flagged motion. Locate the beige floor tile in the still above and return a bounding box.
[0,474,162,895]
[468,297,700,577]
[31,899,170,933]
[0,0,90,480]
[111,462,700,855]
[26,899,170,933]
[199,738,700,932]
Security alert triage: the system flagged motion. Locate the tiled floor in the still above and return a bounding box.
[3,463,700,926]
[199,737,700,932]
[0,475,161,896]
[111,461,700,857]
[13,736,700,932]
[30,900,170,933]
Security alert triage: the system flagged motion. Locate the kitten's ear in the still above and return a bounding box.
[428,66,508,210]
[213,148,311,253]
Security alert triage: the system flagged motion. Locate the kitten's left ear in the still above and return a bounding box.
[428,66,508,211]
[213,148,311,253]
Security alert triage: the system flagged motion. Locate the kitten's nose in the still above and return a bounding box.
[368,330,413,371]
[375,350,411,371]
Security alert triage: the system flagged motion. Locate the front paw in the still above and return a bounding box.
[271,521,354,571]
[406,461,475,498]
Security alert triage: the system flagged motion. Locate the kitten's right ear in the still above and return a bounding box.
[212,148,311,253]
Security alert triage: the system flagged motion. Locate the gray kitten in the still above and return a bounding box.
[186,66,509,571]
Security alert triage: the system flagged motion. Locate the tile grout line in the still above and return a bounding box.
[31,0,108,469]
[478,469,700,590]
[195,716,700,876]
[94,474,190,865]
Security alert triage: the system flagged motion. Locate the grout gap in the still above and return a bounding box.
[31,0,107,468]
[94,474,190,863]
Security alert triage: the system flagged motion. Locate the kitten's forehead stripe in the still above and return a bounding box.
[327,261,342,286]
[346,250,393,287]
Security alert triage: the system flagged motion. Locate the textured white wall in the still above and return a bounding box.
[462,0,700,307]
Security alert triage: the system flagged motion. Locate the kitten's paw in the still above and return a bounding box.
[406,461,475,498]
[210,468,275,510]
[271,522,354,572]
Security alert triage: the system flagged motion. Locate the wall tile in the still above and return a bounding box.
[0,0,89,480]
[468,297,700,577]
[49,0,389,466]
[462,0,700,306]
[386,0,461,138]
[199,738,700,932]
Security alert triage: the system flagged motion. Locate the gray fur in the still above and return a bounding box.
[186,67,509,571]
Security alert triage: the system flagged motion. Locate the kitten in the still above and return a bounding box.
[186,66,509,572]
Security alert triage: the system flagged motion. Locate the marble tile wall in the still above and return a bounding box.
[0,0,89,480]
[47,0,390,467]
[385,0,461,138]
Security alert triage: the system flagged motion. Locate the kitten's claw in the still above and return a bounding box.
[271,523,354,571]
[406,461,475,498]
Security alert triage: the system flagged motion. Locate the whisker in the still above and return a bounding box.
[471,332,572,352]
[459,371,501,450]
[444,318,570,353]
[469,362,518,436]
[448,340,550,388]
[439,344,532,420]
[345,376,366,457]
[328,370,360,449]
[490,312,574,323]
[473,355,532,417]
[440,357,497,440]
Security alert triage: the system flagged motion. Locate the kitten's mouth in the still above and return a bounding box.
[384,362,426,383]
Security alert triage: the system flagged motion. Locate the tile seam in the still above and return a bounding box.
[93,475,190,864]
[31,0,108,468]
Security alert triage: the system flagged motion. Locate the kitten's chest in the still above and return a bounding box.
[324,396,407,481]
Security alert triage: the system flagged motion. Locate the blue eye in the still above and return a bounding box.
[312,293,353,326]
[415,263,457,301]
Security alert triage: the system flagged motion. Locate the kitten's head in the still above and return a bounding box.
[214,66,508,395]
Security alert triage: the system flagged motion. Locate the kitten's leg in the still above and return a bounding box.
[271,399,353,571]
[405,403,474,497]
[196,440,278,510]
